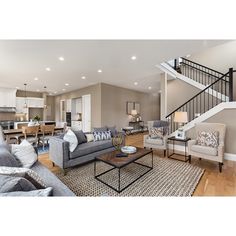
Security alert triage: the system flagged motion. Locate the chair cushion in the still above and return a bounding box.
[197,131,219,148]
[191,144,218,156]
[70,140,113,159]
[145,137,163,145]
[149,127,163,139]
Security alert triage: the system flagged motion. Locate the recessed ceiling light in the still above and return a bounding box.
[34,77,39,81]
[54,91,57,94]
[134,82,138,86]
[98,69,102,73]
[36,89,40,92]
[46,67,51,71]
[131,56,137,60]
[16,87,20,89]
[186,54,191,58]
[65,83,69,86]
[81,76,86,80]
[148,86,152,90]
[49,93,53,96]
[62,88,66,91]
[59,56,65,61]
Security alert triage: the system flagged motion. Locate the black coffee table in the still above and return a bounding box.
[94,148,153,193]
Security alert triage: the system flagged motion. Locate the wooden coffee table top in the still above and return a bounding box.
[96,147,152,168]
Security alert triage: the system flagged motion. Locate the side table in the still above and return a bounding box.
[167,136,191,163]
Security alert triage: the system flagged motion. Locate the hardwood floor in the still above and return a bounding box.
[38,133,236,196]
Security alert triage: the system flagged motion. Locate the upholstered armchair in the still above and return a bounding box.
[188,123,226,172]
[143,121,168,156]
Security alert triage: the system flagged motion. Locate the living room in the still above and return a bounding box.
[0,1,235,235]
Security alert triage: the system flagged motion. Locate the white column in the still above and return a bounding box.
[160,72,167,120]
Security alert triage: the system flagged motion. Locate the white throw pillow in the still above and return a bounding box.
[63,129,78,152]
[11,140,38,168]
[85,133,94,142]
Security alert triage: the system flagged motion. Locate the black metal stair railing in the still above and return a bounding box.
[166,69,234,134]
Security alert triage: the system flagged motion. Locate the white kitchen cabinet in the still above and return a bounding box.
[76,98,82,113]
[66,99,72,112]
[0,88,16,107]
[27,97,44,108]
[71,121,82,131]
[82,94,91,132]
[16,97,28,114]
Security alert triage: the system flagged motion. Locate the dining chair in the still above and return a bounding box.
[21,126,39,146]
[39,124,55,150]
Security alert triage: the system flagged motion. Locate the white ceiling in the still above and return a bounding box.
[0,40,229,95]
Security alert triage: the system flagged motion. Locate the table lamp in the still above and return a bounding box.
[174,111,188,139]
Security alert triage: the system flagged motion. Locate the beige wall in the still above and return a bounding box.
[167,78,200,115]
[101,83,160,130]
[0,113,15,121]
[186,109,236,154]
[45,95,55,121]
[54,84,102,128]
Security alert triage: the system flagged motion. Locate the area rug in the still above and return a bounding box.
[56,155,204,197]
[37,145,49,155]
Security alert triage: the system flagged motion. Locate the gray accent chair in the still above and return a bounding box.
[49,132,125,173]
[188,122,226,172]
[143,121,168,156]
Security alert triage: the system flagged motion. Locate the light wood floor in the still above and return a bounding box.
[39,133,236,196]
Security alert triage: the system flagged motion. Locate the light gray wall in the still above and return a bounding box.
[54,84,102,128]
[186,109,236,154]
[101,83,160,130]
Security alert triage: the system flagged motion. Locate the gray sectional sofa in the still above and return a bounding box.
[0,127,75,196]
[49,128,125,172]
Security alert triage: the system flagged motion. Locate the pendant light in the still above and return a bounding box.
[44,86,47,109]
[23,83,28,108]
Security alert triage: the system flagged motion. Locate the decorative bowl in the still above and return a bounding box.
[121,146,137,154]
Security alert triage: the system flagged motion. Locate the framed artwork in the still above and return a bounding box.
[134,102,140,114]
[126,102,134,115]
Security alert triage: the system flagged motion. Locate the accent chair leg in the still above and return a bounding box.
[189,155,191,164]
[52,162,55,167]
[164,150,166,157]
[219,163,223,173]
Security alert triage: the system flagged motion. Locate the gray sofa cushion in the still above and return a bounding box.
[0,145,20,167]
[73,130,87,144]
[93,127,108,132]
[0,175,36,193]
[31,161,75,196]
[70,140,113,159]
[0,187,53,197]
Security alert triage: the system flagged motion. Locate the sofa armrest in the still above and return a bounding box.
[49,137,70,169]
[218,142,225,162]
[188,139,197,153]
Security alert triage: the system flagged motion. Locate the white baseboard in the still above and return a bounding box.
[168,144,236,162]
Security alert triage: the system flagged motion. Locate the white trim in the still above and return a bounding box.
[157,62,229,101]
[170,102,236,136]
[168,143,236,162]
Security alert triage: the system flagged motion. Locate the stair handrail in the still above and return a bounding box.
[166,70,231,119]
[180,57,227,78]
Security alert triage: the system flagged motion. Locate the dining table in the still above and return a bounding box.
[3,127,64,144]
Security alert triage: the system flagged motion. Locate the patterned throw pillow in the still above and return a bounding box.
[149,127,164,139]
[0,166,47,189]
[93,130,112,141]
[197,131,219,148]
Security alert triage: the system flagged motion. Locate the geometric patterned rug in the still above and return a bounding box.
[56,155,204,197]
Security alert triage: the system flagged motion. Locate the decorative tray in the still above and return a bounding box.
[121,146,137,154]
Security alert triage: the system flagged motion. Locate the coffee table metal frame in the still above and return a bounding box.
[94,149,153,193]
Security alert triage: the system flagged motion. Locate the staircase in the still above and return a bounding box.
[159,57,235,135]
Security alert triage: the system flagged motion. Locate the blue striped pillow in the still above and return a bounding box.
[93,130,112,141]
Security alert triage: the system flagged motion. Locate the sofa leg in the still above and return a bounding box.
[189,155,191,164]
[164,150,166,157]
[52,162,55,167]
[219,163,223,173]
